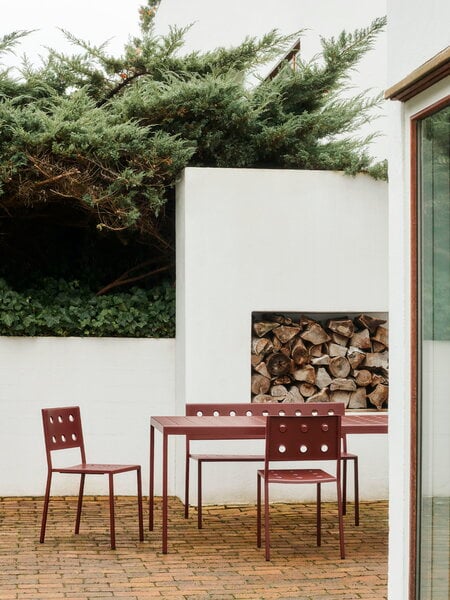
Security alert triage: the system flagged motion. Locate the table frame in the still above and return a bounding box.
[149,413,388,553]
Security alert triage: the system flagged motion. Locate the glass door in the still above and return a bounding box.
[416,100,450,599]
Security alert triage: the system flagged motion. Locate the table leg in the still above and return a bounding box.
[149,424,155,531]
[162,432,168,554]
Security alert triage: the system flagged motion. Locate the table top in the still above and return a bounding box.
[151,413,388,436]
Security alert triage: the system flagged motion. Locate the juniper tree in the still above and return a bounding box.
[0,2,386,293]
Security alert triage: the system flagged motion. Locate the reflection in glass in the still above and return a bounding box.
[418,103,450,599]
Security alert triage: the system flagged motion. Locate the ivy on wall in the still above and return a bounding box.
[0,278,175,337]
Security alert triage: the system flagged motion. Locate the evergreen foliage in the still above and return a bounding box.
[0,3,387,336]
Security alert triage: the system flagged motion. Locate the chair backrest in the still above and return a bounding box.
[265,414,342,463]
[41,406,86,466]
[186,402,344,418]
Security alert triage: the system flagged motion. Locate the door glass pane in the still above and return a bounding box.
[418,103,450,599]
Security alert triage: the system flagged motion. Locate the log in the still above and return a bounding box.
[274,375,292,385]
[253,394,277,403]
[372,373,388,386]
[271,384,288,399]
[251,354,263,368]
[253,321,280,337]
[368,384,388,409]
[328,342,348,358]
[329,356,351,378]
[348,349,366,370]
[316,367,332,389]
[330,378,357,391]
[254,361,270,379]
[300,323,330,345]
[350,328,372,350]
[306,388,330,403]
[293,365,316,384]
[273,325,301,344]
[327,319,354,338]
[330,390,351,407]
[311,355,330,366]
[309,344,324,357]
[288,385,304,403]
[266,353,291,376]
[354,369,372,386]
[251,374,270,395]
[372,341,386,352]
[355,314,386,334]
[330,332,349,346]
[373,325,389,348]
[364,352,388,370]
[292,340,309,366]
[348,387,367,409]
[252,337,272,356]
[299,383,317,397]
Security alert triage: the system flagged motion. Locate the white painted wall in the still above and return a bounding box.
[386,0,450,86]
[154,0,387,161]
[0,337,175,496]
[386,0,450,595]
[176,167,388,503]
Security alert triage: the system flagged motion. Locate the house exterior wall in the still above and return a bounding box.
[386,1,450,598]
[176,167,388,504]
[0,337,175,496]
[386,0,450,87]
[154,0,388,161]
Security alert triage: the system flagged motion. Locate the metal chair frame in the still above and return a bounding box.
[257,413,345,560]
[185,402,358,527]
[40,406,144,549]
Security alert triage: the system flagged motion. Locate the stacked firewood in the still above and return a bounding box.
[251,314,388,410]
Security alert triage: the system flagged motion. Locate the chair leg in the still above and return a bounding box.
[256,473,262,548]
[336,479,345,559]
[316,483,321,547]
[354,456,360,526]
[75,473,85,534]
[40,471,52,543]
[342,458,348,515]
[184,452,190,519]
[197,460,203,529]
[264,480,270,561]
[136,467,144,542]
[109,474,116,550]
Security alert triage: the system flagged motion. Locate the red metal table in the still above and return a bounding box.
[149,413,388,553]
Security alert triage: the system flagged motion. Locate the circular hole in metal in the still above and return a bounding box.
[278,444,287,454]
[321,444,329,452]
[300,444,308,453]
[262,411,269,416]
[321,423,329,431]
[301,424,309,432]
[295,410,302,416]
[246,411,253,416]
[49,416,54,424]
[61,435,66,443]
[278,410,286,416]
[57,415,63,423]
[72,434,77,441]
[196,411,203,416]
[51,436,57,444]
[279,424,287,433]
[327,409,335,415]
[213,411,219,417]
[311,410,318,416]
[229,410,236,416]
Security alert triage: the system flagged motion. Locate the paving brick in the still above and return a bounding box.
[0,496,387,599]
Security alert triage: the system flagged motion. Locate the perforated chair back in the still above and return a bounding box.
[42,406,86,465]
[265,415,342,463]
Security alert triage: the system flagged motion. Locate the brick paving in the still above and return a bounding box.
[0,497,388,599]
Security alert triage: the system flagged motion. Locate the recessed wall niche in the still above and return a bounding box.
[251,312,388,410]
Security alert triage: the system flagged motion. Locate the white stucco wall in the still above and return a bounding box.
[176,167,388,504]
[0,337,175,496]
[154,0,387,161]
[386,0,450,86]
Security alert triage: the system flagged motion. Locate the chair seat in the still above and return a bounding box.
[258,468,337,484]
[55,463,140,475]
[191,454,264,462]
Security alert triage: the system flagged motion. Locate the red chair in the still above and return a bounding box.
[40,406,144,549]
[342,434,359,525]
[257,412,345,561]
[185,402,354,528]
